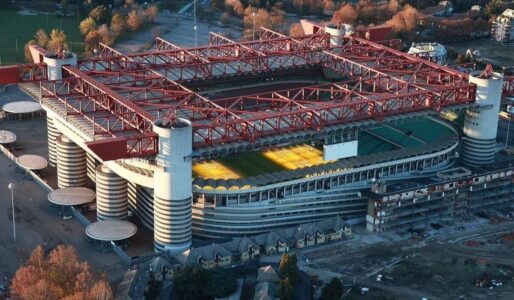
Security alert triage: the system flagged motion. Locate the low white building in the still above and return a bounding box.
[408,42,447,65]
[491,9,514,43]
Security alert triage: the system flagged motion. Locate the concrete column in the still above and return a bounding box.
[56,135,87,188]
[86,152,98,182]
[47,117,59,167]
[42,52,77,80]
[95,165,128,220]
[152,118,193,254]
[462,72,503,167]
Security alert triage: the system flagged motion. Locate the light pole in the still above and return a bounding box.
[193,0,197,47]
[507,105,513,148]
[252,12,256,40]
[8,183,16,242]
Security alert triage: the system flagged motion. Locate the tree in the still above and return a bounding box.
[11,245,113,300]
[278,277,295,300]
[47,29,69,52]
[146,5,158,24]
[24,42,35,62]
[484,0,514,18]
[323,0,335,11]
[279,253,298,285]
[332,4,357,24]
[85,30,101,53]
[88,280,113,300]
[242,6,285,39]
[80,17,97,36]
[226,0,244,16]
[321,277,343,300]
[173,266,210,300]
[127,9,142,31]
[89,5,110,24]
[110,12,125,36]
[34,29,49,47]
[24,29,48,62]
[386,4,419,33]
[289,22,304,37]
[98,24,115,45]
[204,268,237,298]
[173,266,237,300]
[387,0,400,15]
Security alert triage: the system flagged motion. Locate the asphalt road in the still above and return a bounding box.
[0,153,126,283]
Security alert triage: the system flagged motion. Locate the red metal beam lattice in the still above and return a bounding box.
[31,25,480,159]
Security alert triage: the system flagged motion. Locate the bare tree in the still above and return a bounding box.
[332,4,357,24]
[146,5,158,24]
[242,6,285,39]
[80,17,97,36]
[386,4,419,33]
[289,22,304,37]
[225,0,244,16]
[34,29,49,47]
[11,245,113,300]
[98,24,115,46]
[110,12,125,37]
[127,9,142,31]
[47,29,69,52]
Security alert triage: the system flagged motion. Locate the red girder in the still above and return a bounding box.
[41,65,158,157]
[77,33,331,83]
[25,25,483,160]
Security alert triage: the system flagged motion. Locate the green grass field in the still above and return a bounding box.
[0,9,84,64]
[193,117,457,179]
[218,152,285,177]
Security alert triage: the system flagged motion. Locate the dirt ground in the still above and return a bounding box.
[298,214,514,299]
[447,39,514,67]
[115,12,242,54]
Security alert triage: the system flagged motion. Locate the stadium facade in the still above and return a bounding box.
[4,21,514,253]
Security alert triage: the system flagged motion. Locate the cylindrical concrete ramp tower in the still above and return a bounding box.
[42,52,78,80]
[325,24,345,46]
[56,135,87,188]
[47,117,59,167]
[95,165,128,220]
[152,118,193,253]
[461,71,503,167]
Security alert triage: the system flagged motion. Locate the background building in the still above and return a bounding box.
[491,9,514,43]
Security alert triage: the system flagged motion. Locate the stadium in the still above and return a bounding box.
[2,20,514,253]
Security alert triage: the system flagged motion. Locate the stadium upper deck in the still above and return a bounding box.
[14,24,479,161]
[191,116,457,189]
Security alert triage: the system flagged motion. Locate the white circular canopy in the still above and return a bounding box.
[48,187,96,206]
[17,154,47,170]
[2,101,42,114]
[86,220,137,241]
[0,130,16,144]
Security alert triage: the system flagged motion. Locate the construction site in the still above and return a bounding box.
[0,18,514,266]
[299,212,514,299]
